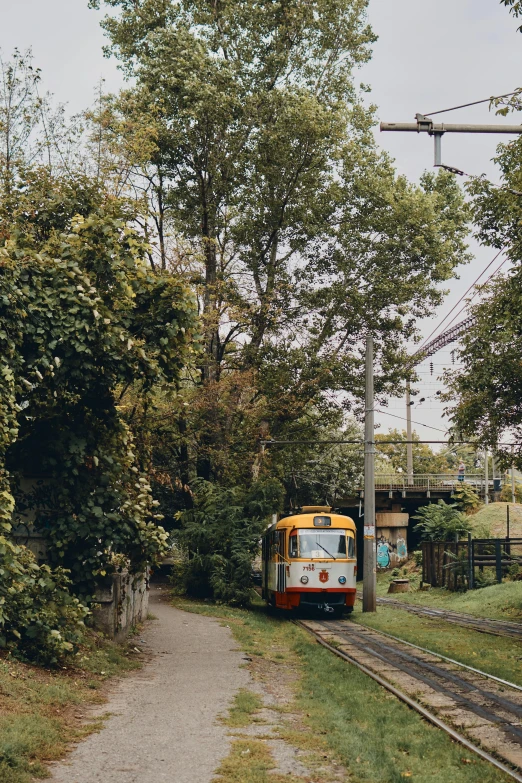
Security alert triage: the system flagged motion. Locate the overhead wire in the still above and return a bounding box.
[424,90,519,117]
[418,248,505,351]
[374,409,447,433]
[431,254,509,339]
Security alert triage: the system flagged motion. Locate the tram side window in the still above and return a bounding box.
[347,534,355,558]
[289,532,298,558]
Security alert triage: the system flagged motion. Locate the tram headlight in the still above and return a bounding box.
[300,576,309,584]
[338,575,347,585]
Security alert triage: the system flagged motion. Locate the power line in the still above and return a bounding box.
[418,249,504,351]
[434,254,508,339]
[424,91,519,117]
[375,409,447,433]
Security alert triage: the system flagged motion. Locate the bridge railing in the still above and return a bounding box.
[373,474,485,491]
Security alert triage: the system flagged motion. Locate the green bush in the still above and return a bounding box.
[0,534,88,665]
[500,483,522,503]
[174,478,283,605]
[451,482,482,514]
[413,500,472,541]
[412,550,423,567]
[474,568,498,589]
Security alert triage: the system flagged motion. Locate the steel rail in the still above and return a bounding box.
[366,594,522,640]
[297,620,522,783]
[349,621,522,693]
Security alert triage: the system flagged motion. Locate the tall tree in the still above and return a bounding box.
[89,0,470,485]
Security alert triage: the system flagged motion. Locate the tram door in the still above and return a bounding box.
[267,530,286,593]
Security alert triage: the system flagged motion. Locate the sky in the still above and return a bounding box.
[0,0,520,452]
[361,0,522,449]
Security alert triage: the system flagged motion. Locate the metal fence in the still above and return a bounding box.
[422,538,522,590]
[374,474,486,492]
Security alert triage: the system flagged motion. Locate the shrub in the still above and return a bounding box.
[0,534,88,665]
[451,482,482,514]
[413,500,472,541]
[500,483,522,503]
[412,550,423,567]
[174,478,284,605]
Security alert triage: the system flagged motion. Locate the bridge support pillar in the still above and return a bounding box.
[375,512,409,569]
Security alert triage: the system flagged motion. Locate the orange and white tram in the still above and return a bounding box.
[261,506,357,615]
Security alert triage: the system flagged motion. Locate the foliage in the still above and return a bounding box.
[269,415,363,508]
[412,501,472,541]
[87,0,470,491]
[450,482,482,515]
[375,429,453,474]
[0,186,197,595]
[501,0,522,30]
[500,482,522,503]
[445,81,522,469]
[0,537,87,665]
[175,478,283,605]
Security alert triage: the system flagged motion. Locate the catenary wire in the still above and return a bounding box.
[418,249,505,351]
[424,90,519,117]
[431,254,509,340]
[375,409,447,433]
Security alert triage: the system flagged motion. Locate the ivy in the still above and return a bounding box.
[0,200,198,596]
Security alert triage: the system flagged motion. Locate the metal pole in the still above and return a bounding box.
[381,122,522,134]
[511,446,516,505]
[363,335,376,613]
[406,382,413,486]
[484,448,489,505]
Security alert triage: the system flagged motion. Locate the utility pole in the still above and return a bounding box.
[484,447,489,505]
[511,446,516,505]
[363,335,376,613]
[406,382,413,486]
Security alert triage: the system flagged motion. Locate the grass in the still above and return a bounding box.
[173,596,513,783]
[376,568,522,622]
[0,631,141,782]
[470,502,522,538]
[353,603,522,685]
[223,690,264,728]
[214,738,304,783]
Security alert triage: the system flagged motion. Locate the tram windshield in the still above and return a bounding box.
[289,529,352,559]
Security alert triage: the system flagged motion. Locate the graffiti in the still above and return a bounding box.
[377,538,391,568]
[376,533,408,569]
[397,537,407,560]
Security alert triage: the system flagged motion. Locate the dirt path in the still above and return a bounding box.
[48,588,250,783]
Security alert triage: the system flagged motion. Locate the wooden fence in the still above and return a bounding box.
[422,538,522,590]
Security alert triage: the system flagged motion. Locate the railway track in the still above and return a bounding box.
[356,592,522,640]
[299,617,522,782]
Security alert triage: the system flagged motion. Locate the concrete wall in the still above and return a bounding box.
[376,512,408,569]
[92,571,149,641]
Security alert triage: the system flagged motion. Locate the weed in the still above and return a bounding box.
[224,690,264,728]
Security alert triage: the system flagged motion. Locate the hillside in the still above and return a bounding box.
[470,502,522,538]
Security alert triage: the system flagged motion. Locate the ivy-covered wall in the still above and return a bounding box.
[0,201,198,597]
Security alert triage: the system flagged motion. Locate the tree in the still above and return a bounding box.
[445,135,522,468]
[0,194,198,595]
[375,429,452,474]
[413,501,472,542]
[89,0,470,485]
[501,0,522,29]
[175,477,283,604]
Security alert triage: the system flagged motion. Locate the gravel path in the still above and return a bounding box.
[48,588,250,783]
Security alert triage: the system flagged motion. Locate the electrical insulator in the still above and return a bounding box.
[430,361,433,376]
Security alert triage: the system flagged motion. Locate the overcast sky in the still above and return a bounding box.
[1,0,521,449]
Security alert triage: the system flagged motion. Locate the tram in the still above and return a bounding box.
[261,506,357,615]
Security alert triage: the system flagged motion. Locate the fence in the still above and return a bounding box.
[374,474,486,493]
[422,538,522,590]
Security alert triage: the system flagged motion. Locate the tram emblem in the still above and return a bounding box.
[319,570,329,583]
